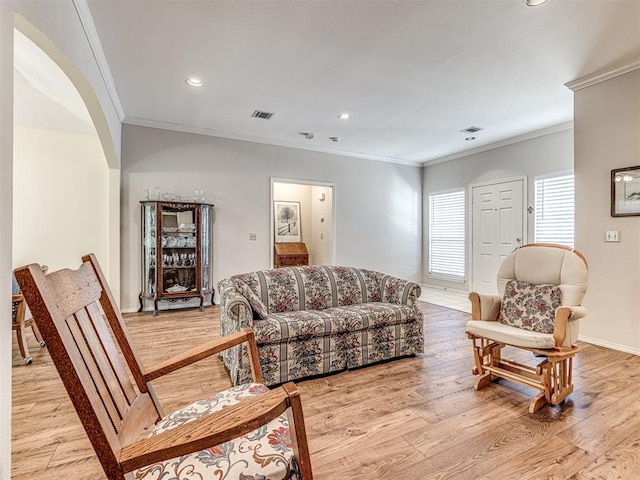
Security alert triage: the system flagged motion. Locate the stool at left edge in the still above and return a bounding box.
[12,266,47,364]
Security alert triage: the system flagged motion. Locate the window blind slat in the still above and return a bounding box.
[429,190,465,279]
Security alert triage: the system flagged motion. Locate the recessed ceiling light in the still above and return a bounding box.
[337,113,351,120]
[525,0,548,6]
[185,77,203,87]
[465,137,476,141]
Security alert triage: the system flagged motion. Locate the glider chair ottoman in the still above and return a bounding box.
[219,265,424,386]
[465,243,588,413]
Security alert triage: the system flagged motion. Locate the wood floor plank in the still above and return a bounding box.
[11,301,640,479]
[576,430,640,480]
[313,436,426,480]
[556,391,640,458]
[479,435,596,479]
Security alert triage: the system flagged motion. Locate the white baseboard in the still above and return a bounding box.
[578,335,640,356]
[420,284,468,295]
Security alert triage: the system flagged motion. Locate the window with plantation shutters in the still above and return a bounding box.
[428,189,465,280]
[534,173,574,248]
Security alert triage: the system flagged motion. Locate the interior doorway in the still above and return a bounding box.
[270,178,335,268]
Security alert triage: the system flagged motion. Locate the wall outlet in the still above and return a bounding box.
[249,233,257,241]
[605,230,620,242]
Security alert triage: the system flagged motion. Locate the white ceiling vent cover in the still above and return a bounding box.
[460,126,483,133]
[252,110,275,120]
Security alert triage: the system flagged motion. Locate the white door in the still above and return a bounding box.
[471,179,525,295]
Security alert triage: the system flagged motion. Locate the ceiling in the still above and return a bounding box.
[86,0,640,166]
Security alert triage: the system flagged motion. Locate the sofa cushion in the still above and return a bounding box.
[466,319,557,349]
[233,279,269,319]
[253,302,418,345]
[499,280,561,334]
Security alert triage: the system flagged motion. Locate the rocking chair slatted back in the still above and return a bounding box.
[15,258,162,479]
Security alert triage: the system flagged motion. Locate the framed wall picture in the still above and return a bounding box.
[611,166,640,217]
[274,201,301,243]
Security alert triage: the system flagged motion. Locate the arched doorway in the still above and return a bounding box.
[12,17,120,295]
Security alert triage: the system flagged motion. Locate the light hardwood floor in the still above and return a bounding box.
[11,301,640,479]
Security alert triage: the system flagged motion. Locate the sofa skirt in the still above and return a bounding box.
[230,321,423,386]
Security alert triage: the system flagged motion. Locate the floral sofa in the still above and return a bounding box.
[218,265,424,386]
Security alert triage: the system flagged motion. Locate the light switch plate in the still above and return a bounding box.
[605,230,620,242]
[249,233,257,241]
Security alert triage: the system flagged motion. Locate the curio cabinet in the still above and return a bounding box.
[139,201,214,315]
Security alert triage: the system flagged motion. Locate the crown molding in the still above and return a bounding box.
[422,121,574,167]
[565,57,640,92]
[123,116,424,167]
[72,0,125,121]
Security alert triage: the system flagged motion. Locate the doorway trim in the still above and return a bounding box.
[269,177,336,268]
[469,175,527,294]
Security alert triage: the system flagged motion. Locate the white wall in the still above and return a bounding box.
[422,128,574,291]
[273,182,312,247]
[310,185,333,265]
[0,2,14,477]
[121,124,423,312]
[574,68,640,353]
[13,126,109,272]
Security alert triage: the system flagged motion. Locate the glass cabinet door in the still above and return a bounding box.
[158,203,198,295]
[141,203,157,297]
[200,204,212,291]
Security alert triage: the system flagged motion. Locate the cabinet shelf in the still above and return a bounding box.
[139,200,214,316]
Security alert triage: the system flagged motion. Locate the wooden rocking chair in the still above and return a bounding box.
[465,244,588,413]
[15,254,313,480]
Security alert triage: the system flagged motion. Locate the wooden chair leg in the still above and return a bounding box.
[30,322,46,347]
[529,393,547,413]
[474,372,493,391]
[15,324,32,364]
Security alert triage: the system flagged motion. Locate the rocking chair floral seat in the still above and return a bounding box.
[15,254,313,480]
[465,243,588,413]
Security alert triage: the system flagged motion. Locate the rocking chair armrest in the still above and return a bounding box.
[119,384,295,473]
[560,305,587,321]
[144,328,262,382]
[553,306,587,348]
[468,292,501,321]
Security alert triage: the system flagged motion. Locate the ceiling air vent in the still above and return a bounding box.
[460,126,483,133]
[252,110,275,120]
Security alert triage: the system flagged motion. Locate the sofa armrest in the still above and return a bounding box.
[218,278,253,333]
[380,275,422,305]
[217,278,261,386]
[468,292,501,321]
